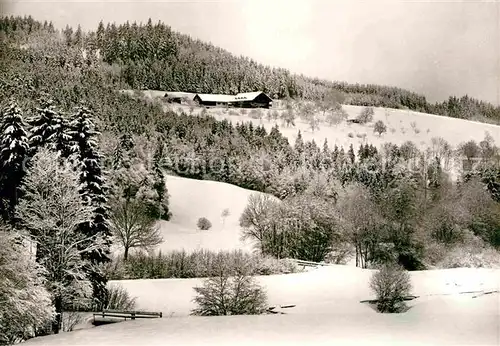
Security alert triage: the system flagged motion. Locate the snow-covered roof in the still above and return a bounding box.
[164,92,196,100]
[195,94,237,103]
[195,91,271,103]
[234,91,266,101]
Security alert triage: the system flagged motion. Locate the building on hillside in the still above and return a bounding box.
[193,91,272,109]
[192,94,235,107]
[233,91,273,109]
[164,92,196,104]
[346,118,362,124]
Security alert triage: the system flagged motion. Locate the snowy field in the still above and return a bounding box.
[135,91,500,150]
[154,175,263,253]
[24,266,500,345]
[107,174,269,257]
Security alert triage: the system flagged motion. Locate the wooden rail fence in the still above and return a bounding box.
[92,310,162,326]
[288,259,332,269]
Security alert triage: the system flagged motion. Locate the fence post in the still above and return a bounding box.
[131,312,135,320]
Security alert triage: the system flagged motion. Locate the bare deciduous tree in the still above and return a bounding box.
[325,107,348,126]
[221,208,230,226]
[337,183,386,268]
[374,120,387,136]
[239,193,278,253]
[356,107,374,124]
[280,100,296,127]
[429,137,453,170]
[110,197,162,260]
[191,256,267,316]
[459,140,480,169]
[319,89,345,117]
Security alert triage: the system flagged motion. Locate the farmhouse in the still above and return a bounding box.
[193,91,272,108]
[164,92,196,104]
[193,94,235,107]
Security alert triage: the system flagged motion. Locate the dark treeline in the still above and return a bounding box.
[1,15,500,123]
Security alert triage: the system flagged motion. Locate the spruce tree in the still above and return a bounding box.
[69,106,112,310]
[47,114,73,157]
[150,137,171,221]
[0,101,30,221]
[294,130,304,153]
[321,139,332,170]
[293,131,304,167]
[332,145,339,163]
[358,144,367,162]
[29,98,72,157]
[348,144,356,164]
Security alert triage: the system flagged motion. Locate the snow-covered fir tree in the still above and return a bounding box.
[151,137,171,221]
[68,105,112,309]
[0,100,30,221]
[28,98,72,157]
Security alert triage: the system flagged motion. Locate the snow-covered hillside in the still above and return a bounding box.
[127,175,269,255]
[128,90,500,153]
[183,103,500,152]
[24,266,500,345]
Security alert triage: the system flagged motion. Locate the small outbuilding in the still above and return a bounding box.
[164,92,196,104]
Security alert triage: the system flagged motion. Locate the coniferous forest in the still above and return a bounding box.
[2,16,500,122]
[1,15,500,344]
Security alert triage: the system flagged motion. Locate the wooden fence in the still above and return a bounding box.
[92,310,162,326]
[288,258,332,270]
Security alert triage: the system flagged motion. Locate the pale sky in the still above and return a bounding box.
[3,0,500,105]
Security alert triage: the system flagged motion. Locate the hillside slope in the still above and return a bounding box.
[24,266,500,345]
[196,104,500,151]
[134,90,500,154]
[160,101,500,179]
[151,175,269,254]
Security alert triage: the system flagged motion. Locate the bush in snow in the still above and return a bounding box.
[369,263,412,313]
[438,246,500,269]
[191,258,267,316]
[104,284,137,311]
[432,231,500,269]
[373,120,387,136]
[0,226,55,345]
[105,250,300,280]
[61,312,85,333]
[249,109,264,121]
[356,107,374,124]
[252,256,299,275]
[197,217,212,230]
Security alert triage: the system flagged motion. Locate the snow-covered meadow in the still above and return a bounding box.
[25,265,500,345]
